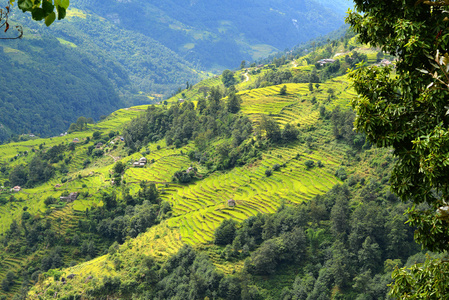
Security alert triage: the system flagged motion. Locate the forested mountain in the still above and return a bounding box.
[78,0,350,70]
[0,35,123,142]
[0,7,204,143]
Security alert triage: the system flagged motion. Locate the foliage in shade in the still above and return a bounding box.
[346,0,449,297]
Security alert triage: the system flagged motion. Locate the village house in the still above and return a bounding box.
[316,58,336,67]
[228,198,236,207]
[95,142,103,149]
[380,59,392,66]
[186,167,194,174]
[73,138,79,143]
[11,186,21,192]
[60,192,78,203]
[178,98,185,103]
[133,157,147,167]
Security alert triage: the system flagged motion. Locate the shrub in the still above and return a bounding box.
[279,85,287,95]
[335,167,347,180]
[92,149,104,157]
[92,131,102,140]
[305,160,314,169]
[273,164,281,171]
[214,219,237,245]
[265,169,273,177]
[83,159,91,168]
[44,196,56,206]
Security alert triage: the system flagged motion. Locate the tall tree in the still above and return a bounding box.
[346,0,449,297]
[222,70,237,88]
[227,91,241,113]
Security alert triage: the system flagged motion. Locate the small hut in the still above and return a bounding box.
[227,198,236,207]
[134,157,147,167]
[11,186,21,192]
[60,192,78,203]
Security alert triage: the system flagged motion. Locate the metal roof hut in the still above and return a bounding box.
[60,192,78,203]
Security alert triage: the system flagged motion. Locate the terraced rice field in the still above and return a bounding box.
[117,77,353,247]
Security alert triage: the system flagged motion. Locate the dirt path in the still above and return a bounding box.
[108,154,120,162]
[243,72,250,82]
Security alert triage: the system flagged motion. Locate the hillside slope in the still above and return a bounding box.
[0,7,204,142]
[0,38,405,299]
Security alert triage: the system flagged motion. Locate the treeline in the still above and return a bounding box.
[124,85,303,171]
[327,106,370,150]
[76,244,262,300]
[6,144,67,188]
[78,182,171,244]
[2,130,121,190]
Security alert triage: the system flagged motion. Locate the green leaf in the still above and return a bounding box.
[45,11,56,26]
[60,0,69,9]
[42,0,55,14]
[18,0,33,11]
[31,8,45,21]
[57,5,66,20]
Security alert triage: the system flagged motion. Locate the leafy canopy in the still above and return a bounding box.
[10,0,69,26]
[346,0,449,297]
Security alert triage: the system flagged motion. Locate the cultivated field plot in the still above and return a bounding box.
[239,80,354,127]
[162,139,343,246]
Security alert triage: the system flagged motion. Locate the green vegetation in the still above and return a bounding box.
[10,0,69,26]
[0,33,421,300]
[347,0,449,298]
[0,5,204,142]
